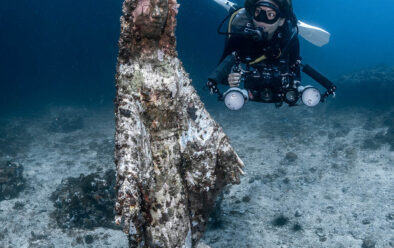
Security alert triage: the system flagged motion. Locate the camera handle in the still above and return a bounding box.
[301,64,337,102]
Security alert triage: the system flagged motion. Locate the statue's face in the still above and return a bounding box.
[134,0,169,38]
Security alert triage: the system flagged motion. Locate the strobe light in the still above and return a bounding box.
[299,86,321,107]
[223,88,249,111]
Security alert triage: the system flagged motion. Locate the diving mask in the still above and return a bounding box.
[253,1,282,24]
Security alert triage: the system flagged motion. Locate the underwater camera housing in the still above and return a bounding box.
[222,63,301,110]
[242,65,299,104]
[220,62,336,110]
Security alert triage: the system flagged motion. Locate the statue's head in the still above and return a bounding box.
[133,0,169,39]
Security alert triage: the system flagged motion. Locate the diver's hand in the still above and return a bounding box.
[228,73,241,87]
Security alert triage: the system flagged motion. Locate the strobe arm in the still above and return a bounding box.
[302,64,337,101]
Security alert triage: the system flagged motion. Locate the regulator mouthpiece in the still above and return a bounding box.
[223,88,249,111]
[244,26,267,41]
[299,86,321,107]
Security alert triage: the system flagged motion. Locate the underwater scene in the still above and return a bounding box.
[0,0,393,247]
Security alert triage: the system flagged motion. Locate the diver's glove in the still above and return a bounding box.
[228,73,241,87]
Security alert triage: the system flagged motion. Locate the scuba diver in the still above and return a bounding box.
[206,0,337,110]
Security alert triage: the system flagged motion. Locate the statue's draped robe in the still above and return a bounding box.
[114,0,244,247]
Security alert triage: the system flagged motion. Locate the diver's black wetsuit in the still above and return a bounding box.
[208,8,301,85]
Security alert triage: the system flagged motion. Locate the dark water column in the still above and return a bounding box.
[114,0,245,247]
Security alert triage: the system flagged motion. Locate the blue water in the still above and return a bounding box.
[1,0,393,114]
[0,0,123,114]
[292,0,394,77]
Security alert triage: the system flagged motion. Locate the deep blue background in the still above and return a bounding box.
[1,0,393,115]
[0,0,123,114]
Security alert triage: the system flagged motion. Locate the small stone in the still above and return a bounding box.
[362,238,376,248]
[76,236,84,244]
[13,201,25,210]
[249,175,262,184]
[362,219,371,225]
[294,210,302,217]
[285,152,298,162]
[315,227,324,237]
[84,235,94,244]
[242,196,251,202]
[326,206,335,214]
[29,231,47,241]
[319,236,327,242]
[386,213,394,221]
[292,223,302,232]
[272,215,289,227]
[309,167,317,173]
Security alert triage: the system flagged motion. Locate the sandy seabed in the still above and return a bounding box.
[0,103,393,248]
[202,103,394,248]
[0,107,128,248]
